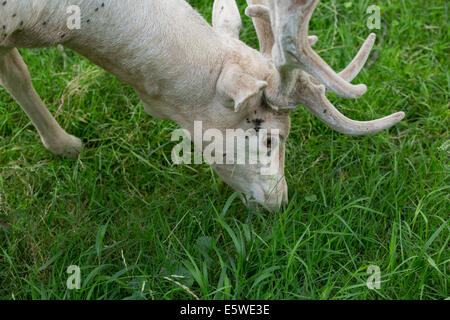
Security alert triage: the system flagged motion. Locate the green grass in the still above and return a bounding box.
[0,0,448,300]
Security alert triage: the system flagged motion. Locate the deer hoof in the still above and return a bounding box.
[43,134,83,159]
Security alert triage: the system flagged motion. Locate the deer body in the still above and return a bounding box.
[2,1,229,121]
[0,0,404,211]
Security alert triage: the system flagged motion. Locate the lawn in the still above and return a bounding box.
[0,0,448,300]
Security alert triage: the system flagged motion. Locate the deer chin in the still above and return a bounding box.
[241,182,288,212]
[211,164,288,212]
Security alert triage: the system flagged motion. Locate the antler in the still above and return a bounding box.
[246,1,318,56]
[291,74,405,135]
[246,0,405,135]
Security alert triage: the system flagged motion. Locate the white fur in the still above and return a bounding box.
[0,0,403,211]
[0,0,288,211]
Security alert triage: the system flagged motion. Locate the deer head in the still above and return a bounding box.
[209,0,404,211]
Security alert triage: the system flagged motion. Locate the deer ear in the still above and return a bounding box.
[213,0,242,39]
[217,64,268,113]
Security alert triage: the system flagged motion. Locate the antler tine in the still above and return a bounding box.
[246,0,274,57]
[297,78,405,135]
[319,33,376,92]
[338,33,377,83]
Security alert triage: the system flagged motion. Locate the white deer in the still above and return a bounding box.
[0,0,404,211]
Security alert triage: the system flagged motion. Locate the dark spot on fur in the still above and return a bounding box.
[323,109,327,114]
[252,119,265,132]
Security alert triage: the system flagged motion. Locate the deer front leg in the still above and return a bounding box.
[0,48,82,158]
